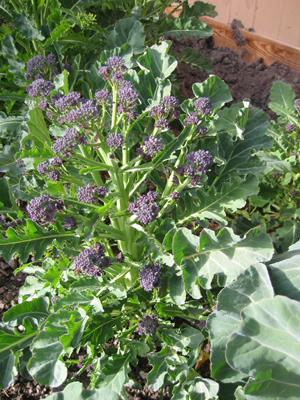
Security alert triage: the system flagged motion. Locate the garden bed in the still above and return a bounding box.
[1,32,300,400]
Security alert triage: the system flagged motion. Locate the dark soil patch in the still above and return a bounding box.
[2,34,300,399]
[172,35,300,119]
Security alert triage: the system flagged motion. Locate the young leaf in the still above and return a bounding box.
[27,108,52,148]
[3,297,49,326]
[268,81,296,119]
[106,18,145,54]
[179,48,212,74]
[193,75,232,111]
[160,17,213,40]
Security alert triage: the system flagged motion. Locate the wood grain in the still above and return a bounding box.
[164,7,300,75]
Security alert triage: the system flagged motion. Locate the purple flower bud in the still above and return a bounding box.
[171,192,180,200]
[172,175,179,184]
[139,263,162,291]
[64,216,77,230]
[273,172,280,179]
[39,99,48,109]
[37,161,49,175]
[116,252,124,263]
[295,98,300,109]
[183,112,199,126]
[194,97,213,116]
[46,54,56,67]
[199,126,207,135]
[51,157,63,167]
[27,194,59,223]
[290,189,297,197]
[154,117,169,129]
[51,296,58,306]
[16,160,22,168]
[106,133,124,149]
[77,183,107,204]
[52,128,86,158]
[26,79,55,98]
[25,55,46,81]
[143,136,164,158]
[176,164,185,176]
[128,192,160,225]
[137,315,158,336]
[164,167,170,174]
[118,80,139,112]
[95,89,110,105]
[286,123,295,132]
[49,170,61,182]
[74,244,109,277]
[290,152,298,161]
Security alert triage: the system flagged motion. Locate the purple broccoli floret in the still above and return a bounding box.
[118,81,139,112]
[139,263,162,291]
[106,133,124,149]
[52,128,86,158]
[26,79,55,97]
[64,216,77,230]
[194,97,213,116]
[37,161,49,175]
[137,315,158,336]
[143,136,163,158]
[286,123,295,132]
[74,243,110,277]
[128,192,160,225]
[77,184,107,204]
[49,171,61,182]
[27,194,61,224]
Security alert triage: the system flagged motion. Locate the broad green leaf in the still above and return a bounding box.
[189,377,219,400]
[82,315,120,346]
[0,144,24,185]
[27,108,52,148]
[46,383,122,400]
[1,35,25,78]
[266,120,293,151]
[0,220,74,262]
[0,318,38,389]
[160,17,213,40]
[193,75,232,111]
[217,106,271,181]
[226,296,300,399]
[13,13,44,40]
[0,178,12,210]
[3,297,49,325]
[173,227,273,296]
[207,263,274,383]
[268,81,297,122]
[162,323,203,351]
[53,292,95,311]
[215,105,244,138]
[0,114,23,135]
[137,42,177,81]
[28,331,67,387]
[94,352,132,393]
[180,1,218,18]
[106,18,145,54]
[54,70,69,94]
[268,240,300,301]
[273,220,300,254]
[178,174,260,225]
[255,150,291,172]
[148,347,172,391]
[169,271,186,305]
[179,48,212,74]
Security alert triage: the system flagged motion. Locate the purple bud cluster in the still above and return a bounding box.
[142,136,163,158]
[95,89,111,105]
[26,79,55,97]
[51,157,63,167]
[64,216,77,230]
[286,123,295,132]
[106,133,124,149]
[150,96,180,129]
[98,56,126,83]
[290,189,297,197]
[116,252,124,263]
[49,171,61,182]
[37,161,49,175]
[52,128,86,157]
[128,191,160,225]
[0,16,15,29]
[118,81,139,113]
[137,315,158,336]
[74,243,111,277]
[77,183,108,204]
[139,263,162,291]
[27,194,63,224]
[54,92,82,111]
[199,126,207,135]
[183,112,199,126]
[25,55,47,81]
[174,149,213,186]
[193,97,213,115]
[295,98,300,109]
[63,100,99,126]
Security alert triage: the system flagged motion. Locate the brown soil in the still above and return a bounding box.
[2,33,300,399]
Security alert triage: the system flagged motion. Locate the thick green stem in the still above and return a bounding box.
[111,85,118,131]
[78,146,104,187]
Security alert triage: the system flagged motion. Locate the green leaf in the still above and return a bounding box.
[268,81,296,121]
[217,106,271,181]
[28,331,68,387]
[179,48,212,74]
[193,75,232,111]
[27,108,52,148]
[207,263,274,383]
[273,220,300,254]
[82,315,120,346]
[178,174,260,225]
[268,240,300,301]
[173,227,273,296]
[147,347,172,391]
[3,297,49,325]
[59,34,101,51]
[189,377,219,400]
[0,220,74,262]
[0,93,26,101]
[0,144,23,185]
[94,352,132,393]
[0,177,13,209]
[226,296,300,399]
[162,323,203,351]
[106,18,145,54]
[0,349,15,390]
[100,44,135,69]
[160,17,213,40]
[46,382,122,400]
[54,70,69,94]
[169,271,186,305]
[181,1,218,18]
[0,113,23,135]
[1,35,25,78]
[13,13,44,40]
